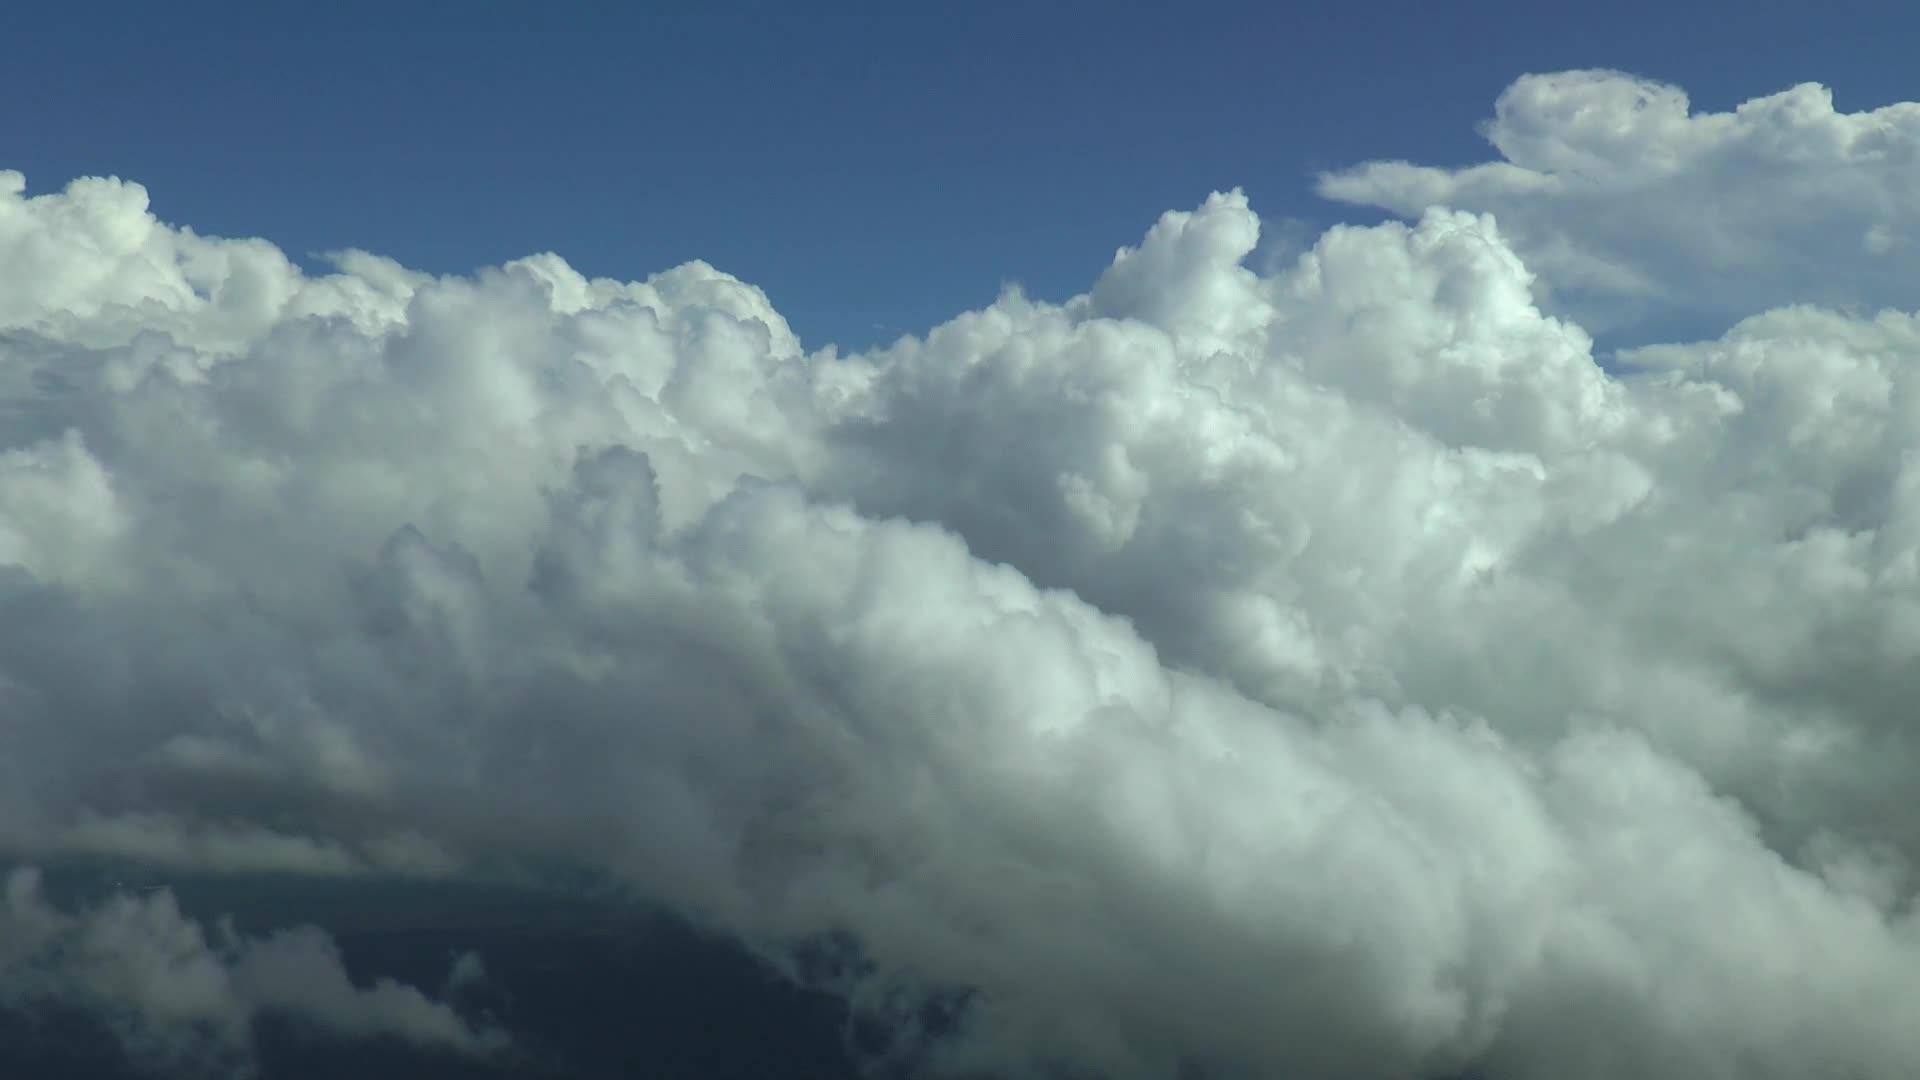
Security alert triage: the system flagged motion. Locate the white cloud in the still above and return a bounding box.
[0,428,125,586]
[0,868,508,1076]
[6,117,1920,1080]
[1318,71,1920,339]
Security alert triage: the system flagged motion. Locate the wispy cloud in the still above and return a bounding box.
[0,868,508,1077]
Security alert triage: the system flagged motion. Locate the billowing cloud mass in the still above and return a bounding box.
[0,868,506,1076]
[6,71,1920,1080]
[1319,70,1920,337]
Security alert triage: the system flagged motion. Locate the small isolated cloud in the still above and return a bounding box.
[1318,70,1920,336]
[0,868,509,1077]
[7,75,1920,1080]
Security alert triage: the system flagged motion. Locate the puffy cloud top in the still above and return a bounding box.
[9,71,1920,1079]
[1319,71,1920,336]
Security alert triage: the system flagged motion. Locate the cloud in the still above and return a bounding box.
[1317,70,1920,338]
[5,102,1920,1080]
[0,868,508,1077]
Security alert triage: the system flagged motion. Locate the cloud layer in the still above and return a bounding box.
[6,70,1920,1079]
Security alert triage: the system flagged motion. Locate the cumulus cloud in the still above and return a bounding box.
[5,92,1920,1080]
[1318,70,1920,337]
[0,868,507,1076]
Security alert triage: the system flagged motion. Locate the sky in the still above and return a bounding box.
[9,5,1920,1080]
[5,2,1917,352]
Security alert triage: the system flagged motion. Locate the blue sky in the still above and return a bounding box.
[5,1,1913,352]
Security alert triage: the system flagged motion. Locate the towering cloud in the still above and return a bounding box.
[5,71,1920,1080]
